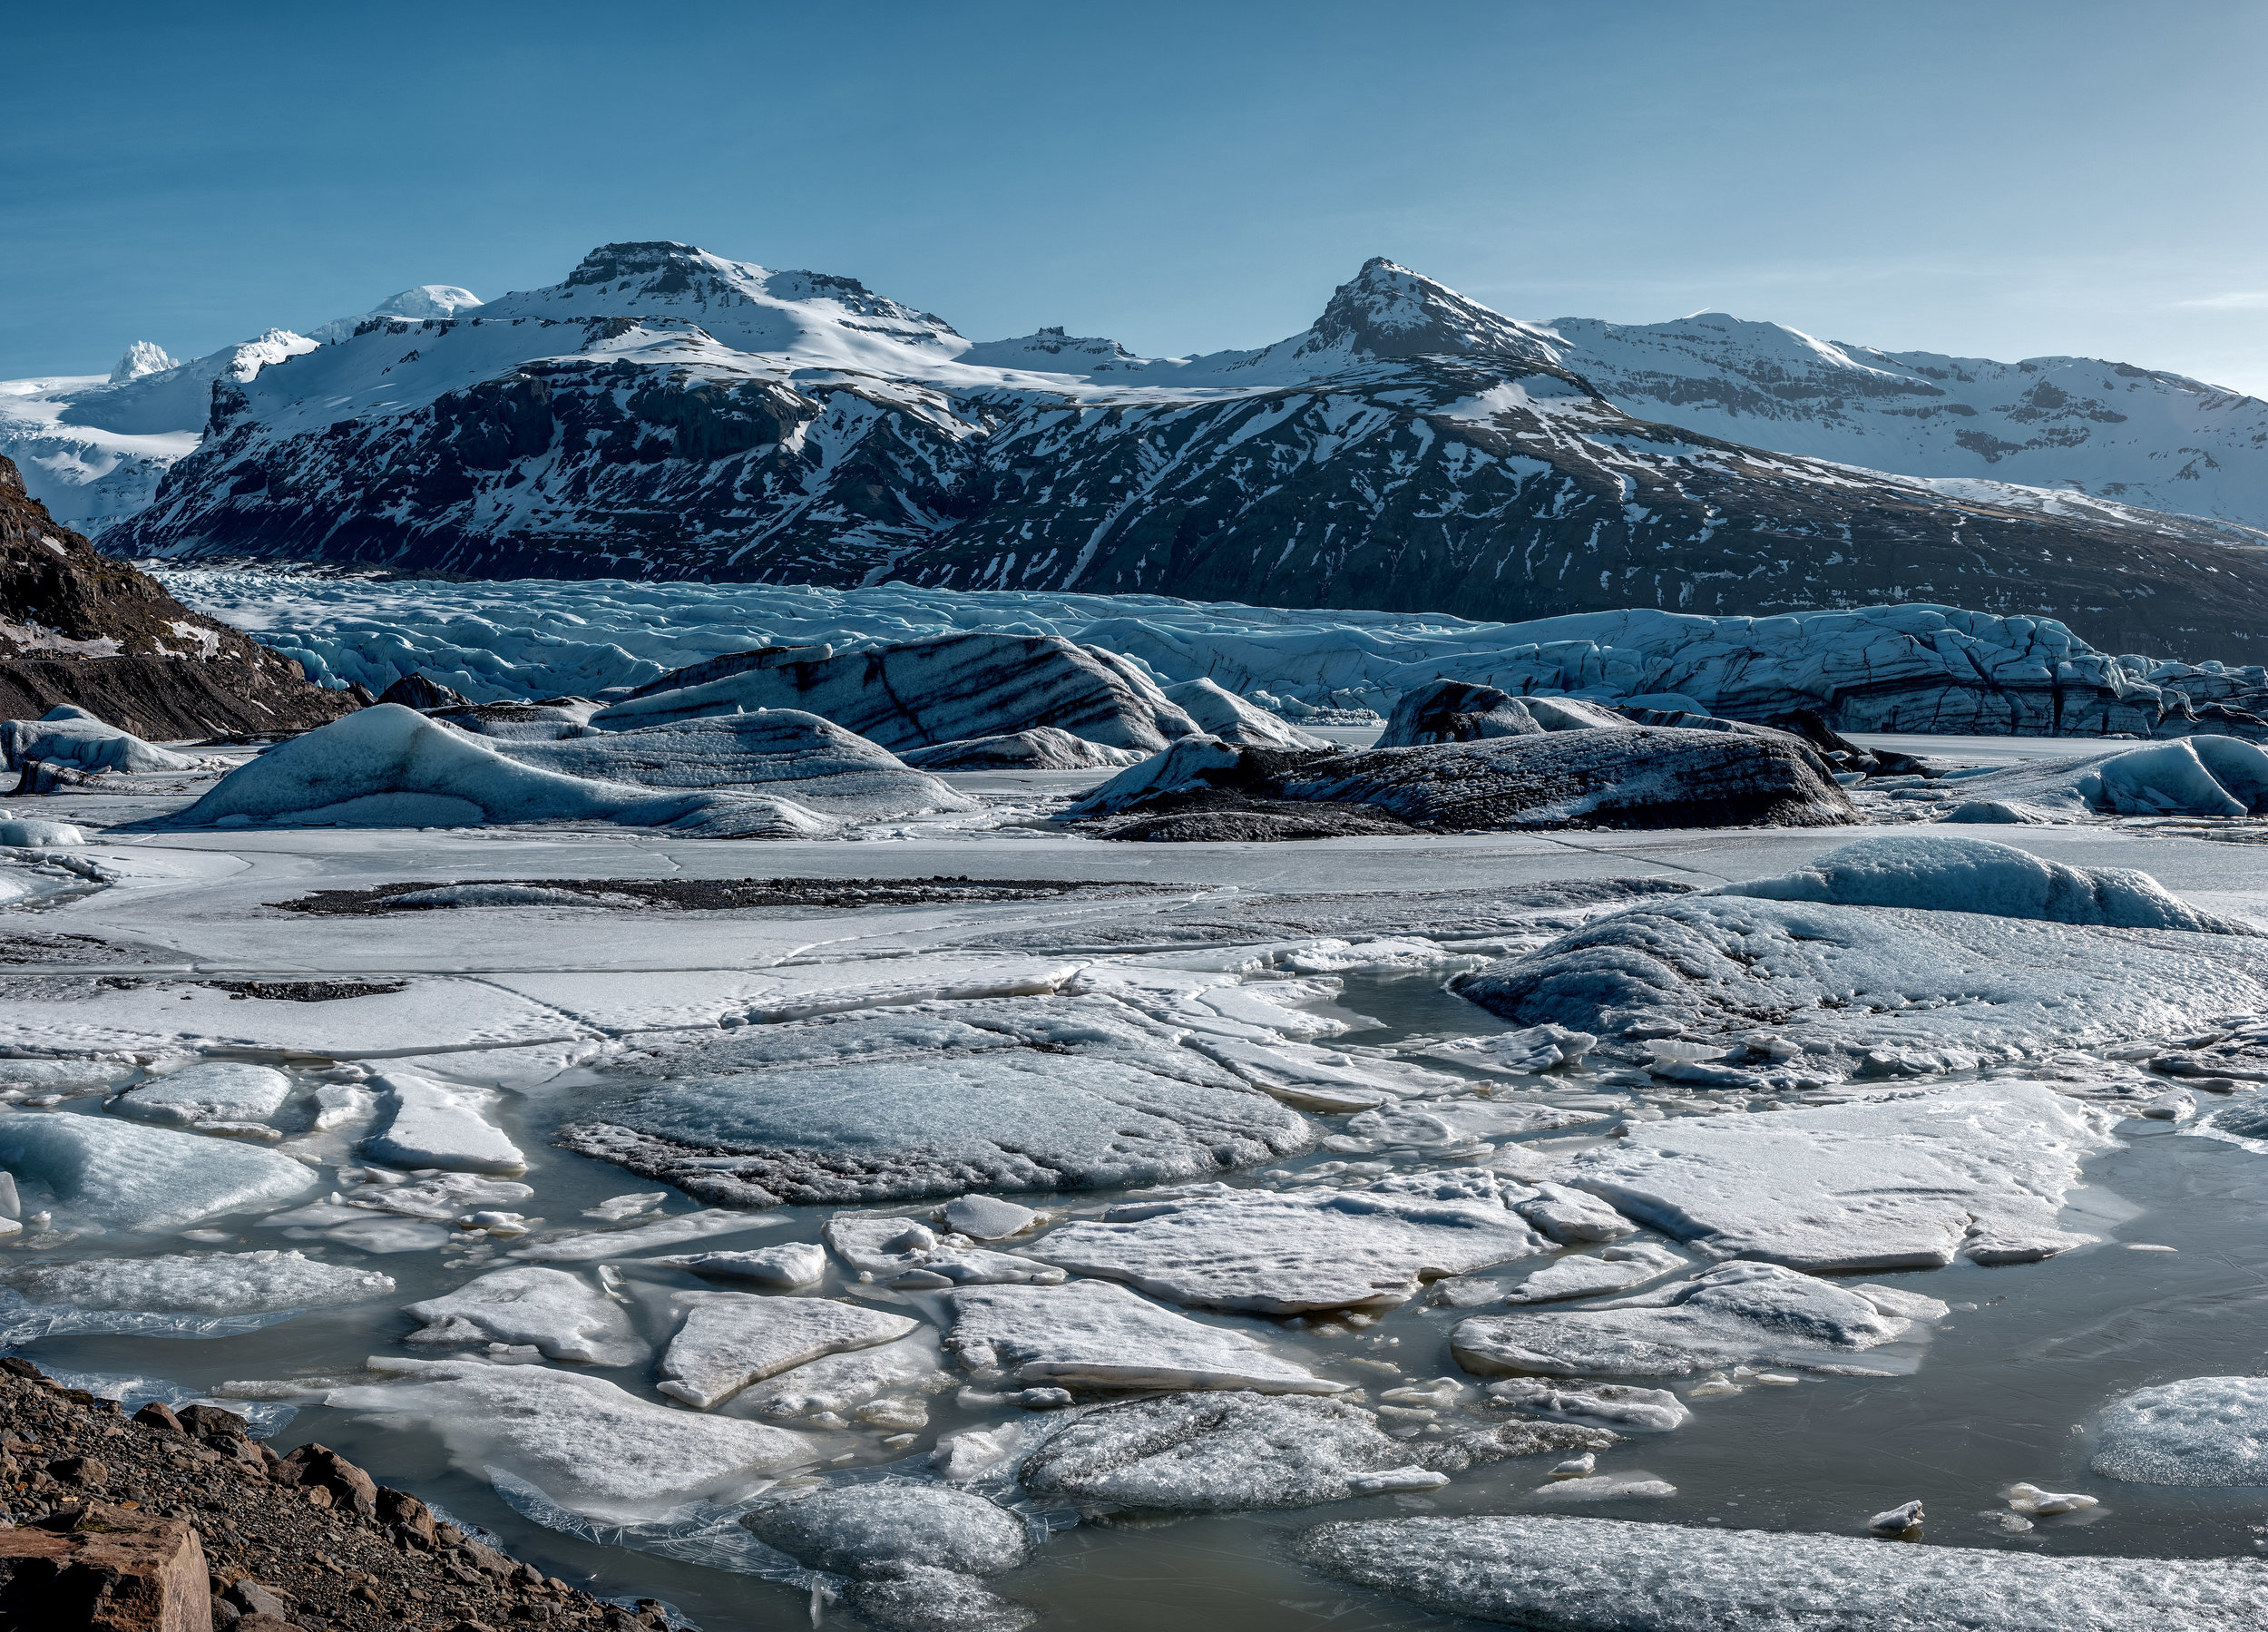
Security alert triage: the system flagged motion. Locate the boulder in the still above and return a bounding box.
[0,1502,210,1631]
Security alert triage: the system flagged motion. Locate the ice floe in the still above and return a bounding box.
[4,1249,390,1319]
[943,1279,1344,1393]
[642,1243,828,1289]
[1158,677,1329,749]
[403,1266,645,1365]
[1950,735,2268,819]
[1018,1390,1613,1514]
[740,1482,1036,1632]
[325,1356,819,1523]
[559,996,1310,1208]
[508,1207,780,1262]
[822,1215,1064,1290]
[729,1331,956,1423]
[1029,1180,1549,1314]
[360,1073,526,1175]
[1506,1243,1689,1304]
[1297,1513,2268,1630]
[1451,1262,1928,1378]
[658,1293,918,1409]
[0,1109,316,1229]
[111,1060,293,1129]
[1485,1379,1691,1432]
[1560,1080,2118,1270]
[2093,1375,2268,1486]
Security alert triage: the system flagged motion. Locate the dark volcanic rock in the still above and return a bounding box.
[375,672,471,711]
[1378,680,1544,746]
[0,455,354,739]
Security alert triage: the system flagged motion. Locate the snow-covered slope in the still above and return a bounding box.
[64,243,2268,655]
[0,287,481,534]
[1529,311,2268,528]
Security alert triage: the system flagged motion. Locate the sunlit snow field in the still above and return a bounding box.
[4,752,2268,1629]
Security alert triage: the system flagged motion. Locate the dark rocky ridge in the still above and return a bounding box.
[108,248,2268,660]
[0,457,354,739]
[0,1360,667,1632]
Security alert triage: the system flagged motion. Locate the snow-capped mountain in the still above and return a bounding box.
[85,243,2268,655]
[1527,311,2268,528]
[0,287,482,533]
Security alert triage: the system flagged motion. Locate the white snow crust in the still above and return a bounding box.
[1298,1513,2268,1629]
[2093,1376,2268,1486]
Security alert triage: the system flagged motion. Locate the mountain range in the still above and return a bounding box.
[13,244,2268,656]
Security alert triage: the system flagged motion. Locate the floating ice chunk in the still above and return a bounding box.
[1514,1183,1635,1246]
[1560,1080,2116,1271]
[403,1266,645,1365]
[943,1196,1040,1240]
[1850,1284,1951,1322]
[1549,1453,1597,1480]
[1298,1513,2268,1627]
[326,1357,818,1524]
[361,1073,525,1175]
[0,1060,132,1093]
[1452,1262,1918,1379]
[643,1243,828,1289]
[1507,1243,1688,1304]
[901,727,1148,770]
[732,1331,954,1422]
[1487,1379,1691,1432]
[658,1293,917,1409]
[583,1192,669,1222]
[1538,1473,1676,1500]
[2141,1088,2196,1121]
[1430,1023,1598,1075]
[112,1061,293,1128]
[944,1279,1344,1394]
[561,997,1309,1208]
[742,1481,1032,1578]
[1020,1391,1610,1514]
[1029,1182,1549,1314]
[1866,1499,1924,1535]
[1710,834,2249,933]
[2007,1482,2100,1515]
[2093,1375,2268,1486]
[822,1213,1063,1288]
[345,1171,533,1220]
[5,1249,390,1313]
[0,1109,315,1229]
[510,1207,781,1262]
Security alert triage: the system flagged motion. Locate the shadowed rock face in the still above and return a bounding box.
[0,455,355,738]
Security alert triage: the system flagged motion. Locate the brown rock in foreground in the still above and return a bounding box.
[0,455,356,740]
[0,1363,671,1632]
[0,1502,210,1631]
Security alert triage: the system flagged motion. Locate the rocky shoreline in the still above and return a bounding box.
[0,1359,670,1632]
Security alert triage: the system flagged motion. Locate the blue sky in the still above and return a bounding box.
[6,0,2266,393]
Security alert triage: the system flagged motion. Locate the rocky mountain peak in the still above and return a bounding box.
[1299,258,1561,366]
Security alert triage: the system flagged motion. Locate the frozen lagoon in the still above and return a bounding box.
[4,752,2268,1629]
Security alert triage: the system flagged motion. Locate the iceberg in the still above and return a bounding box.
[591,631,1202,753]
[172,704,841,837]
[0,707,193,775]
[900,728,1147,770]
